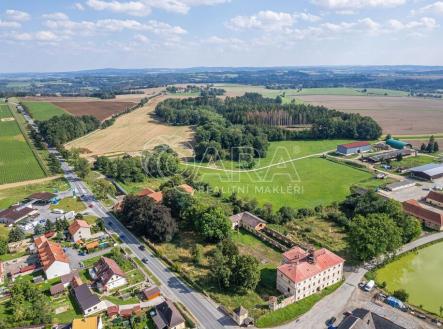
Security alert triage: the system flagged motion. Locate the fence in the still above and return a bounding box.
[268,295,296,311]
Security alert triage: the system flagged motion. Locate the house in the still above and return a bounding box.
[92,257,127,292]
[72,316,103,329]
[138,188,164,203]
[426,190,443,208]
[143,286,161,301]
[50,282,66,296]
[61,270,81,287]
[276,247,344,301]
[68,219,92,242]
[72,284,107,316]
[409,163,443,181]
[34,235,71,279]
[386,138,412,150]
[0,205,37,225]
[152,299,185,329]
[337,308,405,329]
[229,212,267,231]
[403,199,443,231]
[178,184,194,195]
[336,141,371,155]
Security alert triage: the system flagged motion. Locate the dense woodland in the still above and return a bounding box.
[37,114,100,146]
[155,93,382,161]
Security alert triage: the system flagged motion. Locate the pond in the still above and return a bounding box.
[376,241,443,315]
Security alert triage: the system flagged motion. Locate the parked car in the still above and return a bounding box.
[139,245,145,251]
[142,258,149,264]
[326,317,336,326]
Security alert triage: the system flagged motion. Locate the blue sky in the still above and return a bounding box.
[0,0,442,72]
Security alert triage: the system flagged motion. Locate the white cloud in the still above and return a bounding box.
[413,1,443,15]
[134,34,149,43]
[311,0,405,9]
[42,12,70,20]
[0,20,21,28]
[11,32,33,41]
[35,31,59,41]
[227,10,321,32]
[74,3,85,11]
[5,9,30,22]
[388,17,438,31]
[85,0,231,16]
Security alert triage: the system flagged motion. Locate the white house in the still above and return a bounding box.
[276,247,344,302]
[92,257,127,292]
[68,219,92,242]
[34,235,71,280]
[73,284,107,316]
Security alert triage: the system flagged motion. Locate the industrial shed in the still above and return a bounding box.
[409,163,443,181]
[364,149,413,163]
[386,180,416,191]
[336,141,371,155]
[386,138,412,150]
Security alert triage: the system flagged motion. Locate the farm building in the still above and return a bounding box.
[0,205,37,225]
[229,212,267,231]
[34,235,71,279]
[363,149,413,163]
[336,308,405,329]
[385,180,416,192]
[68,219,92,242]
[403,199,443,231]
[152,299,185,329]
[143,286,161,301]
[276,247,344,301]
[72,284,107,316]
[409,163,443,181]
[386,139,412,150]
[27,192,57,203]
[91,257,127,292]
[336,141,371,155]
[426,191,443,208]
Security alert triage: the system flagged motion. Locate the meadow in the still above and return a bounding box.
[21,101,67,121]
[190,140,375,209]
[375,241,443,315]
[0,104,46,184]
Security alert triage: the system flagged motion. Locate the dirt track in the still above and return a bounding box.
[297,95,443,135]
[65,95,194,159]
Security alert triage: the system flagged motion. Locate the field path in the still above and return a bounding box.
[0,175,62,190]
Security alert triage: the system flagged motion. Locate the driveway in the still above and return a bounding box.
[65,246,112,270]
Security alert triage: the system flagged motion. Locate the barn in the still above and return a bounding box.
[336,141,371,155]
[409,163,443,181]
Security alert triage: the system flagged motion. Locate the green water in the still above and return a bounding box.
[376,241,443,315]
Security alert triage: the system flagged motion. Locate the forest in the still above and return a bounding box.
[155,93,382,161]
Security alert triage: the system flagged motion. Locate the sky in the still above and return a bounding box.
[0,0,442,72]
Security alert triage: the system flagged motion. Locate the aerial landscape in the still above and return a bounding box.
[0,1,443,329]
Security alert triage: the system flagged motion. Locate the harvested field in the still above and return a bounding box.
[53,101,135,121]
[297,95,443,135]
[65,95,194,159]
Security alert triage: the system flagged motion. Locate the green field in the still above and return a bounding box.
[376,155,436,171]
[0,104,46,184]
[190,140,374,209]
[375,241,443,315]
[21,101,67,121]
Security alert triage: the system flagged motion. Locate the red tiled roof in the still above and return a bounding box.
[34,236,69,270]
[282,246,307,263]
[178,184,194,194]
[137,188,163,203]
[278,247,344,284]
[403,199,443,228]
[426,191,443,204]
[340,141,370,149]
[107,305,119,316]
[68,219,91,236]
[138,188,155,197]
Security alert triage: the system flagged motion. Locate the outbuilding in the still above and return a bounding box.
[336,141,371,155]
[409,163,443,181]
[386,139,412,150]
[426,191,443,208]
[385,180,416,192]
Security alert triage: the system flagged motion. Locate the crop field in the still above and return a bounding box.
[296,95,443,135]
[0,104,46,185]
[21,101,67,121]
[54,101,136,121]
[190,140,374,209]
[66,95,194,159]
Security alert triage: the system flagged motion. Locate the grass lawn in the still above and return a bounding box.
[51,197,86,213]
[0,177,69,209]
[83,215,100,225]
[118,177,167,194]
[21,101,68,121]
[105,295,140,305]
[195,156,373,209]
[0,104,46,184]
[0,250,27,262]
[0,224,10,240]
[255,281,343,328]
[376,155,436,171]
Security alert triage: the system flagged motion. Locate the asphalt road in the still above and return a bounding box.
[15,101,235,329]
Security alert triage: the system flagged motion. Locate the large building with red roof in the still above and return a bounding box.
[403,199,443,231]
[276,246,344,301]
[68,219,92,242]
[34,235,71,279]
[336,141,371,156]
